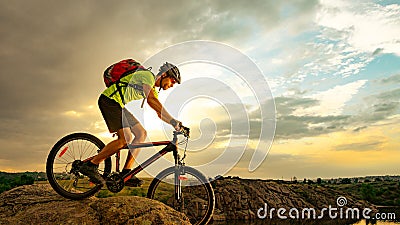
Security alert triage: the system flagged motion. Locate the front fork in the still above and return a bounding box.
[175,159,185,211]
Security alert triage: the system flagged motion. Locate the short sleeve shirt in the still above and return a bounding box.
[102,70,158,108]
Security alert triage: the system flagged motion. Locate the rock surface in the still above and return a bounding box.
[212,177,377,221]
[0,178,379,224]
[0,184,191,225]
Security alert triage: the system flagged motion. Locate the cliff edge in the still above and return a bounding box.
[212,177,377,221]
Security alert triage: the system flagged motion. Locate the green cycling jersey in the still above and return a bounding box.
[102,70,158,108]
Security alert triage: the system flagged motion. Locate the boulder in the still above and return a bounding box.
[0,184,191,225]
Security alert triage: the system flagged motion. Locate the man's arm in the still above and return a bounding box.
[142,84,179,128]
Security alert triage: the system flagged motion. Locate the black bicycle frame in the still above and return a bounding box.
[120,133,180,182]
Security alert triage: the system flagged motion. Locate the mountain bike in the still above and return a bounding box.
[46,127,215,225]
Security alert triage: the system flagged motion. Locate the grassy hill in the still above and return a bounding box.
[0,171,40,193]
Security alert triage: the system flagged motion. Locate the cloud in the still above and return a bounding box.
[294,0,400,79]
[0,0,297,171]
[276,114,350,139]
[0,0,399,176]
[334,141,384,152]
[205,96,351,140]
[300,40,371,78]
[317,0,400,56]
[273,80,399,140]
[293,80,367,116]
[372,48,384,56]
[363,88,400,123]
[275,97,318,116]
[352,126,368,132]
[0,0,316,118]
[378,73,400,84]
[198,80,397,141]
[376,88,400,100]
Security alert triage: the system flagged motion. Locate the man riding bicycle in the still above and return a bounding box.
[79,62,183,186]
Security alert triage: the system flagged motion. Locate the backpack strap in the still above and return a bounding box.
[109,81,145,105]
[108,70,155,106]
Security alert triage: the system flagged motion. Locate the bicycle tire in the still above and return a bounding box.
[147,166,215,225]
[46,133,112,200]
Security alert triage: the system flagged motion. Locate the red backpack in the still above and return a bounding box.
[103,59,146,87]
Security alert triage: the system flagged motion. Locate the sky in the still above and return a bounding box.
[0,0,399,180]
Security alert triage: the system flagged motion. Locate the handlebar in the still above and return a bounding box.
[180,125,190,138]
[174,125,190,138]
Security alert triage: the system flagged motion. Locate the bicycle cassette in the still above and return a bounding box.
[106,172,124,193]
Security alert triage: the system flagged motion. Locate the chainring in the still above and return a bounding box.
[106,173,124,193]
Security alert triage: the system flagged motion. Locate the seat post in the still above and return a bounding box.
[115,151,121,172]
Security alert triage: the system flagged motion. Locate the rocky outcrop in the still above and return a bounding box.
[212,177,377,221]
[0,184,191,225]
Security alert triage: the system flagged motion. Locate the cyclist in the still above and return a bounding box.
[79,62,182,186]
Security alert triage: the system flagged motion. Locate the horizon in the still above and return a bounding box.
[1,170,399,182]
[0,0,399,180]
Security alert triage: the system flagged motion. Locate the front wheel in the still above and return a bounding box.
[46,133,112,200]
[147,166,215,225]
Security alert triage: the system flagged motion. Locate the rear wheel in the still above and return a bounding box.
[147,166,215,225]
[46,133,112,200]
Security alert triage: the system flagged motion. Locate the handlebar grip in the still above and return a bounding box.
[180,126,190,138]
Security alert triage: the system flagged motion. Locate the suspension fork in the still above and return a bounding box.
[175,163,183,205]
[171,133,184,204]
[174,161,187,209]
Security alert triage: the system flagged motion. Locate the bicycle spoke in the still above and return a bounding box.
[81,139,94,159]
[58,179,74,192]
[148,167,214,225]
[63,145,75,161]
[52,166,68,170]
[47,133,111,200]
[73,186,94,190]
[55,156,72,164]
[79,140,83,159]
[53,162,71,165]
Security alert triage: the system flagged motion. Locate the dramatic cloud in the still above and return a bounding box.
[378,73,400,84]
[334,141,384,152]
[273,80,399,140]
[317,0,400,56]
[293,80,367,116]
[0,0,399,178]
[296,0,400,79]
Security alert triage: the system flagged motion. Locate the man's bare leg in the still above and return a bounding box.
[91,127,132,165]
[123,123,147,169]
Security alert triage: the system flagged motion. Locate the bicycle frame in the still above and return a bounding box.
[121,140,179,183]
[106,132,182,183]
[121,132,184,202]
[81,131,185,201]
